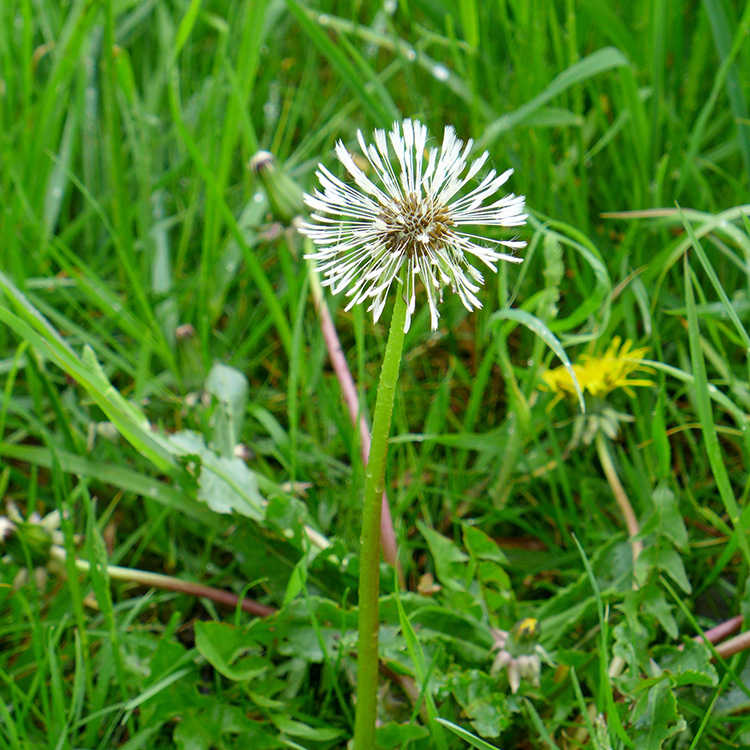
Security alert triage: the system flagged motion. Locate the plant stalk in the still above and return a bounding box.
[306,254,400,575]
[353,288,408,749]
[595,431,643,568]
[49,546,275,617]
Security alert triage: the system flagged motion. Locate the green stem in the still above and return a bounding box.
[594,432,643,570]
[353,288,408,749]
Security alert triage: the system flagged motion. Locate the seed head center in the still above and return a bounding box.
[379,192,453,258]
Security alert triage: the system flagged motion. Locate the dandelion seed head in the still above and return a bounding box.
[378,192,453,257]
[299,119,527,332]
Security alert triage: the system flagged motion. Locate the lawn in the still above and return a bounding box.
[2,0,750,748]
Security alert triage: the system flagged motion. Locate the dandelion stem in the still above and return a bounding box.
[49,547,275,617]
[354,287,408,750]
[595,432,643,570]
[306,253,401,577]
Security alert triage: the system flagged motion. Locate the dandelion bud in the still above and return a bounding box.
[5,521,54,567]
[491,617,546,694]
[250,151,305,224]
[0,504,66,589]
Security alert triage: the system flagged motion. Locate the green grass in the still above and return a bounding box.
[2,0,750,747]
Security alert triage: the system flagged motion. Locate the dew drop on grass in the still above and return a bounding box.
[404,47,416,62]
[432,64,449,81]
[318,14,329,25]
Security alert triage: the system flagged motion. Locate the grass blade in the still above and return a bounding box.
[435,718,500,750]
[491,307,584,413]
[480,47,629,146]
[683,252,750,566]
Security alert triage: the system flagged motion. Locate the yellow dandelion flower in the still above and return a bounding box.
[541,337,653,409]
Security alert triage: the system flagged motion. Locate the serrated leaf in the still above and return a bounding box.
[612,622,650,695]
[274,598,355,663]
[641,586,678,639]
[653,639,719,688]
[617,588,649,637]
[631,678,687,749]
[477,560,512,611]
[637,483,688,552]
[636,546,691,593]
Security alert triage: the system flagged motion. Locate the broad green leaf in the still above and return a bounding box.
[463,525,508,564]
[173,703,276,750]
[174,712,217,750]
[198,454,264,519]
[418,521,469,591]
[169,431,265,520]
[612,622,650,695]
[194,621,268,682]
[376,722,429,747]
[205,362,249,456]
